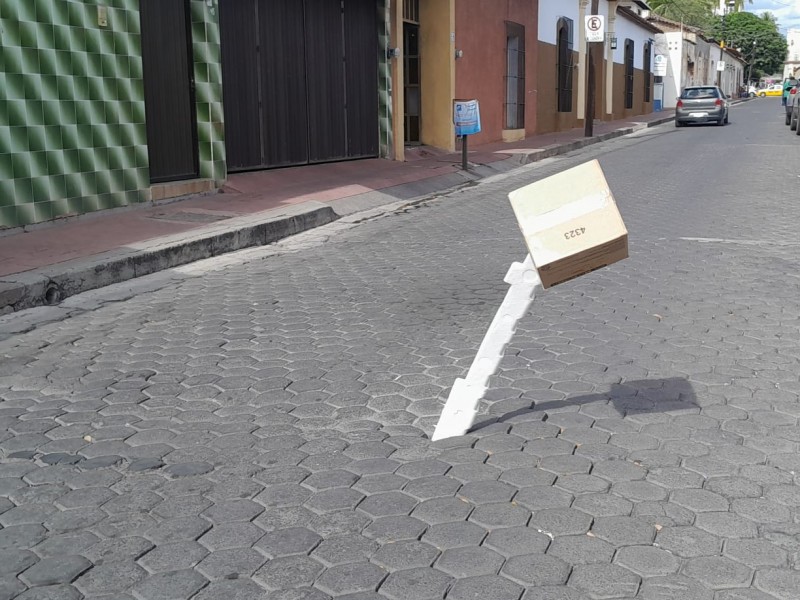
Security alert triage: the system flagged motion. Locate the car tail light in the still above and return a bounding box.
[715,99,723,106]
[792,88,798,95]
[677,100,683,108]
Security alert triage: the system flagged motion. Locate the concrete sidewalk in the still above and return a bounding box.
[0,110,677,313]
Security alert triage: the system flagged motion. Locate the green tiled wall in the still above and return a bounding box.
[190,0,225,184]
[378,0,392,158]
[0,0,225,229]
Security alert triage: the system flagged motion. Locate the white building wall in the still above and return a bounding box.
[538,0,580,44]
[612,14,654,68]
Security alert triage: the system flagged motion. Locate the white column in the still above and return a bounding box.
[606,0,618,116]
[577,0,590,119]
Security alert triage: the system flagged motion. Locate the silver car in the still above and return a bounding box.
[675,86,729,127]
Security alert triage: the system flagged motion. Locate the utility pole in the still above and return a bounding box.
[585,0,600,137]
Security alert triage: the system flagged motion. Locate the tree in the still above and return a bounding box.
[708,11,787,78]
[649,0,716,29]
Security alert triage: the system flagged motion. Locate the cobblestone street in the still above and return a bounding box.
[2,99,800,599]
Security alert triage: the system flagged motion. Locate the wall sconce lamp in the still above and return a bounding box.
[610,37,618,50]
[387,47,401,59]
[455,49,464,59]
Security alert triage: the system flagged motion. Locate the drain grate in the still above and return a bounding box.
[149,211,233,223]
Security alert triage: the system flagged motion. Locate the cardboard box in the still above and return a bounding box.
[508,159,628,289]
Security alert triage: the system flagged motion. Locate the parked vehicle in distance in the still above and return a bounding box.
[675,86,729,127]
[758,84,783,97]
[788,89,800,134]
[786,82,800,125]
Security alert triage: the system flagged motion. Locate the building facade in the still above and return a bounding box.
[536,0,658,134]
[650,15,745,109]
[0,0,224,229]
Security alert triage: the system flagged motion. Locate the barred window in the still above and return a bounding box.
[557,17,574,113]
[505,22,525,129]
[643,41,652,102]
[624,39,634,109]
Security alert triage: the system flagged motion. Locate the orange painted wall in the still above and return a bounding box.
[454,0,538,145]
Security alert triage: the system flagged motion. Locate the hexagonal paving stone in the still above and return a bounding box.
[670,489,730,513]
[435,546,504,578]
[572,492,632,518]
[590,516,655,546]
[469,502,530,529]
[530,508,593,536]
[357,492,418,518]
[568,563,640,598]
[311,534,378,566]
[136,541,209,573]
[637,574,714,600]
[18,555,91,587]
[372,540,440,571]
[314,562,387,596]
[501,553,571,587]
[254,555,325,590]
[0,550,37,576]
[200,499,264,523]
[199,522,265,552]
[192,578,271,600]
[723,538,788,568]
[480,526,550,558]
[422,522,487,550]
[655,526,722,558]
[682,556,754,589]
[306,488,366,513]
[754,569,800,600]
[255,527,322,558]
[514,486,573,511]
[694,512,758,539]
[131,569,209,600]
[410,497,472,525]
[402,475,462,500]
[546,534,614,565]
[73,561,148,596]
[614,545,680,576]
[195,548,266,580]
[363,516,427,544]
[447,575,524,600]
[457,480,516,505]
[378,567,452,600]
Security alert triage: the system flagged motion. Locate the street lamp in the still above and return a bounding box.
[717,0,736,90]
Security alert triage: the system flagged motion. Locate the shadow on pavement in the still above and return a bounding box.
[470,377,697,432]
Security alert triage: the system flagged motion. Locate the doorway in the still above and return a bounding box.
[139,0,199,183]
[219,0,379,171]
[403,0,421,146]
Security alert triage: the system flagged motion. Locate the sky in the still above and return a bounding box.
[748,0,800,34]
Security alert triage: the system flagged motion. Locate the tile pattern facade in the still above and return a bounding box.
[190,0,225,184]
[378,0,392,158]
[0,0,223,229]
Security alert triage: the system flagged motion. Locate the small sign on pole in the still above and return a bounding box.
[585,15,604,43]
[716,61,726,72]
[653,54,667,76]
[454,99,481,171]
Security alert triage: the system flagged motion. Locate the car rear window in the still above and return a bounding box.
[681,88,718,99]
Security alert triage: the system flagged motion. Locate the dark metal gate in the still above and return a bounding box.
[220,0,379,171]
[140,0,199,183]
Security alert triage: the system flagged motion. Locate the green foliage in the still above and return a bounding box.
[649,0,716,29]
[708,12,787,78]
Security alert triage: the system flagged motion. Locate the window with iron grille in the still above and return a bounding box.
[505,22,525,129]
[624,39,634,109]
[557,17,573,113]
[403,0,419,23]
[643,41,652,102]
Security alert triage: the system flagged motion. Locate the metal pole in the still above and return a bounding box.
[584,0,600,137]
[717,6,726,89]
[461,135,468,170]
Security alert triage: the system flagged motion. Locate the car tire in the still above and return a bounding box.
[786,112,792,126]
[795,118,800,135]
[749,92,755,97]
[724,113,729,125]
[759,92,766,97]
[791,114,797,131]
[717,118,725,126]
[675,120,683,128]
